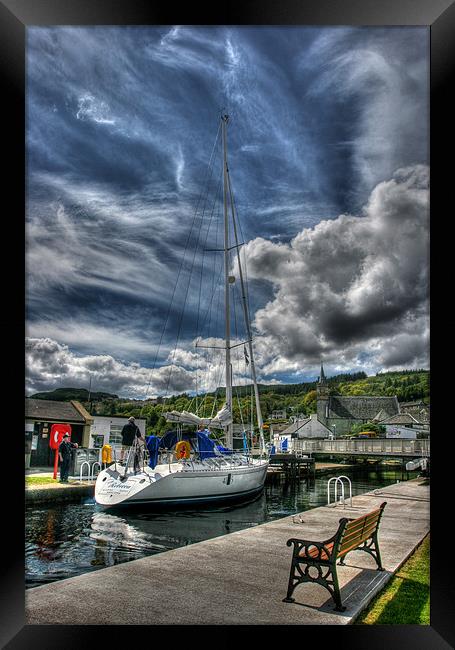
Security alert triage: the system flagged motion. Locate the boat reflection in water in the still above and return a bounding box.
[90,490,268,555]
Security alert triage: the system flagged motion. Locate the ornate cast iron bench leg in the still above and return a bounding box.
[283,537,347,610]
[283,558,346,611]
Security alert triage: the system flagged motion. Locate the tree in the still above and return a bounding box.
[349,421,386,436]
[303,390,317,414]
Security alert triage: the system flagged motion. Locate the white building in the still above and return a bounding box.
[379,413,429,439]
[283,413,332,439]
[89,416,147,452]
[385,426,417,439]
[272,413,332,451]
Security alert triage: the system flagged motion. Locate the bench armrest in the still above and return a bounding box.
[286,537,335,561]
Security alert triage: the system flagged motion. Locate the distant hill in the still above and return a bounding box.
[335,370,429,403]
[30,387,118,402]
[207,371,369,398]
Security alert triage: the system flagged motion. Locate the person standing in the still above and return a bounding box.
[58,433,78,483]
[120,416,142,463]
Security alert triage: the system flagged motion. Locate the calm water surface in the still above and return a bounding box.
[26,466,417,588]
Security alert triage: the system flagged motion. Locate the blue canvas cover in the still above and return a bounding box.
[146,435,160,469]
[158,430,196,450]
[216,445,234,454]
[197,430,217,459]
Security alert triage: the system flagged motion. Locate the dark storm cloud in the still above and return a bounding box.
[242,165,429,376]
[26,26,429,394]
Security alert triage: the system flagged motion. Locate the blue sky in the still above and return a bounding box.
[26,26,429,398]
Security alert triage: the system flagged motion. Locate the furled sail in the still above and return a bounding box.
[164,404,232,429]
[209,404,232,427]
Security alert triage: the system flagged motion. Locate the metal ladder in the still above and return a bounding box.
[78,460,102,481]
[327,475,352,508]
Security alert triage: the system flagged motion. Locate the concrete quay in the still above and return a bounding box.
[26,478,429,625]
[26,480,95,504]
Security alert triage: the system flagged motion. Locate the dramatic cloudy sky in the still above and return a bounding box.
[26,26,429,398]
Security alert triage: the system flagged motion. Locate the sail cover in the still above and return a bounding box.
[164,404,232,429]
[197,430,217,459]
[145,435,160,469]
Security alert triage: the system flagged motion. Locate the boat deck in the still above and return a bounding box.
[26,478,429,625]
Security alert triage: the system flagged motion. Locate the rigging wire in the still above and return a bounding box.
[163,126,222,398]
[140,120,222,411]
[195,167,223,411]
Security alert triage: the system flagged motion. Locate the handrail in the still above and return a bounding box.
[79,460,91,482]
[91,461,101,480]
[294,438,430,456]
[327,475,352,508]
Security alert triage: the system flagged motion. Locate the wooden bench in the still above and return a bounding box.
[283,501,387,611]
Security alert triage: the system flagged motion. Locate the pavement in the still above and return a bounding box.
[26,477,429,625]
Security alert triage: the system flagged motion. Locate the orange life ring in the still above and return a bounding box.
[175,440,191,460]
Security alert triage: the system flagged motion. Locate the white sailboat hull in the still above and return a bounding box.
[95,458,269,507]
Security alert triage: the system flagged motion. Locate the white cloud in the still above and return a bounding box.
[76,93,116,125]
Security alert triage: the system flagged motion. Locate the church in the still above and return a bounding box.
[316,363,400,436]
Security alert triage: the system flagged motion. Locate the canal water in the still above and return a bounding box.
[26,466,417,589]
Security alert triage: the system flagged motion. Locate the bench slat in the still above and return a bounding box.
[342,519,380,545]
[341,518,380,542]
[344,509,382,532]
[339,528,377,555]
[337,508,383,557]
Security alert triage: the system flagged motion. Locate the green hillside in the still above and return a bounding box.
[30,387,118,402]
[335,370,429,403]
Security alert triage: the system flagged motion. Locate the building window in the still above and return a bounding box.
[109,424,123,448]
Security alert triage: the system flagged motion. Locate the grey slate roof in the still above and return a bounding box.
[281,418,311,435]
[372,408,390,422]
[399,401,430,423]
[379,413,421,425]
[25,398,88,422]
[327,396,399,420]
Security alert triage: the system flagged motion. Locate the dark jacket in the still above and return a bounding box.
[58,440,76,459]
[121,422,141,446]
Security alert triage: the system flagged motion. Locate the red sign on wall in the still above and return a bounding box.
[49,423,72,449]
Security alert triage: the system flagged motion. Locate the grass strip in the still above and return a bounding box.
[356,534,430,625]
[25,476,57,485]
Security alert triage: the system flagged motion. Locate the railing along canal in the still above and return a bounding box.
[293,438,430,457]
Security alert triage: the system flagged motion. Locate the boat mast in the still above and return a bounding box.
[225,163,265,454]
[222,114,233,448]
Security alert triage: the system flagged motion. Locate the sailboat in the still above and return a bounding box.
[95,114,270,507]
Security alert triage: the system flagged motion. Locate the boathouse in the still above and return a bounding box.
[25,398,93,468]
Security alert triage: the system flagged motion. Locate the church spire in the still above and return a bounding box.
[319,360,327,384]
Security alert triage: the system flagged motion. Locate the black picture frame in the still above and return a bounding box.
[2,0,453,647]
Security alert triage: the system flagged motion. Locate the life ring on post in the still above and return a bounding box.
[175,440,191,460]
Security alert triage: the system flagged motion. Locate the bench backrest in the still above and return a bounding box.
[337,501,386,558]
